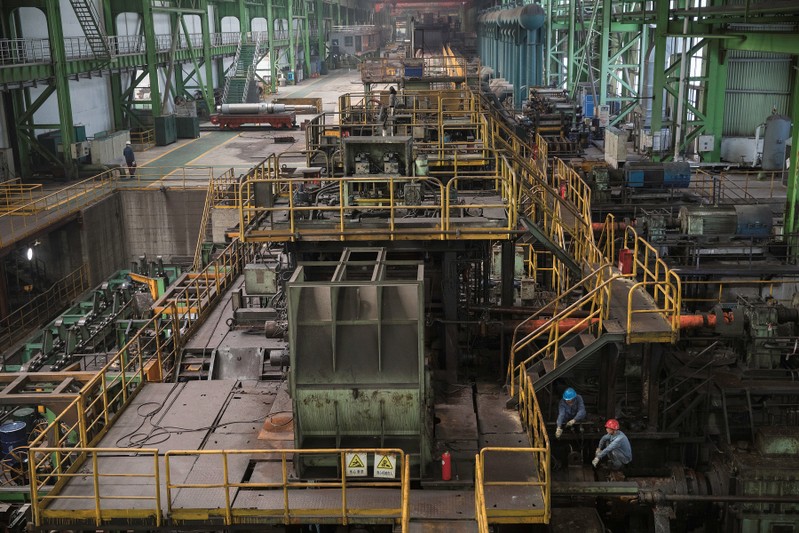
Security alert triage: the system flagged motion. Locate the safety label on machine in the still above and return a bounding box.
[345,453,367,477]
[374,454,396,479]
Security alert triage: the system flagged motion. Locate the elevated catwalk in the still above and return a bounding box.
[41,379,542,529]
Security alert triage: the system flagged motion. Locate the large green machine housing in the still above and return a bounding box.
[288,248,431,474]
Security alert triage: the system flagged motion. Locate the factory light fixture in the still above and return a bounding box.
[26,247,33,261]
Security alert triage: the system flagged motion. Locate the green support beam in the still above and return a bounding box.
[45,0,77,178]
[786,70,799,263]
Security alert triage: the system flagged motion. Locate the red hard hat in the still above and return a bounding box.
[605,419,620,430]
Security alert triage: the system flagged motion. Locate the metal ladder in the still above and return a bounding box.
[68,0,112,59]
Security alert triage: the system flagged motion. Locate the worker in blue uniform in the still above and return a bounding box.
[123,140,136,178]
[555,387,586,438]
[592,418,632,471]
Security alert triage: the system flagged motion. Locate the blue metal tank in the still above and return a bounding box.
[0,421,28,458]
[762,113,791,171]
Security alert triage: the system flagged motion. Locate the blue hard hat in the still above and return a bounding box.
[563,388,577,401]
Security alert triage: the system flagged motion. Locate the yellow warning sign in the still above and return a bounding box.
[374,453,396,479]
[345,452,367,477]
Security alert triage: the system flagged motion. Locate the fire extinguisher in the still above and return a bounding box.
[441,451,452,481]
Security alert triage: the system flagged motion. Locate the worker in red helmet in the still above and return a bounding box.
[592,419,632,471]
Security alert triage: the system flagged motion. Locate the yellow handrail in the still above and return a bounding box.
[0,263,89,350]
[508,269,617,398]
[621,226,682,341]
[30,448,161,527]
[164,448,408,528]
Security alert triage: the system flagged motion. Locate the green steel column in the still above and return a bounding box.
[337,0,341,25]
[599,0,611,105]
[317,0,325,72]
[105,0,124,129]
[703,40,727,163]
[142,1,162,116]
[181,15,211,106]
[649,0,669,162]
[10,91,31,178]
[200,0,215,103]
[46,0,77,178]
[786,71,799,263]
[288,0,296,84]
[567,0,576,91]
[544,0,552,84]
[303,3,312,77]
[267,0,277,93]
[239,0,250,36]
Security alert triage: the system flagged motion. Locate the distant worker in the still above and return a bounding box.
[388,86,397,112]
[592,419,632,470]
[555,387,586,438]
[123,141,136,178]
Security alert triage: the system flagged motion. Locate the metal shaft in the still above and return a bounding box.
[219,103,317,114]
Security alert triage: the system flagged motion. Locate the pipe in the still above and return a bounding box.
[679,312,734,329]
[592,221,635,232]
[510,317,598,334]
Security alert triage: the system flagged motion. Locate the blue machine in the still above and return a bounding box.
[624,162,691,189]
[0,422,27,460]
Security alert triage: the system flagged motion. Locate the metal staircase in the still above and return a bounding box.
[222,33,264,104]
[68,0,112,59]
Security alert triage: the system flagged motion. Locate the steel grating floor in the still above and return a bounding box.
[44,362,543,527]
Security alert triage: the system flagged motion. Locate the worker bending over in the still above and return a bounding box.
[592,419,632,471]
[555,387,586,438]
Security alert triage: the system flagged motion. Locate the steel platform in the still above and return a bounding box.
[37,380,543,529]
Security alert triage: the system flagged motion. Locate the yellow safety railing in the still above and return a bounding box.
[0,166,216,250]
[681,278,799,306]
[690,169,786,204]
[476,374,550,525]
[0,178,42,213]
[596,213,617,263]
[130,128,155,148]
[237,165,519,242]
[30,448,161,527]
[0,263,89,350]
[507,264,616,399]
[474,459,490,533]
[520,244,565,293]
[0,172,116,249]
[621,226,681,343]
[123,165,215,189]
[192,167,237,271]
[29,239,257,527]
[164,449,410,528]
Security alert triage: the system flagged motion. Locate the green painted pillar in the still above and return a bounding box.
[337,0,341,25]
[317,0,325,72]
[303,7,312,77]
[287,0,295,84]
[200,1,215,104]
[785,70,799,263]
[267,0,277,93]
[46,0,77,178]
[10,90,31,178]
[703,40,727,163]
[239,0,250,35]
[566,0,576,91]
[142,1,162,116]
[649,0,669,162]
[103,0,124,129]
[599,0,612,105]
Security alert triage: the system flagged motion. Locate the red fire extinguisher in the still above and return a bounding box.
[441,451,452,481]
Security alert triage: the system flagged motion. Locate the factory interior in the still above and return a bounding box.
[0,1,798,532]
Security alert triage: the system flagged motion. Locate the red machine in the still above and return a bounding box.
[211,102,317,130]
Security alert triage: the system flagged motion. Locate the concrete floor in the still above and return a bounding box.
[137,69,379,177]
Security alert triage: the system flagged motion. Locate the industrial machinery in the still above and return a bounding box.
[210,103,317,130]
[2,258,180,373]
